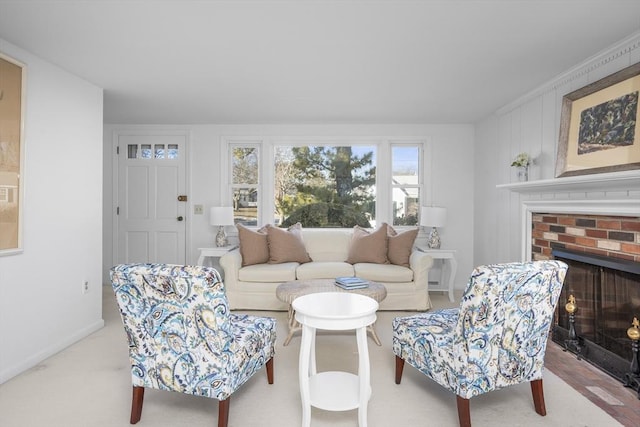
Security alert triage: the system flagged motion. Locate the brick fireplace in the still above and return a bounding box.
[531,213,640,262]
[503,173,640,384]
[529,212,640,381]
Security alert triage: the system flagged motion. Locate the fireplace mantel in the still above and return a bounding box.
[494,168,640,262]
[496,169,640,194]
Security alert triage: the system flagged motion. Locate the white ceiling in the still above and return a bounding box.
[1,1,639,124]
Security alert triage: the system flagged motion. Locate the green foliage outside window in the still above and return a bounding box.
[275,146,376,228]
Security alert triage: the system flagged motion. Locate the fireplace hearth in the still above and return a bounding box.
[551,248,640,382]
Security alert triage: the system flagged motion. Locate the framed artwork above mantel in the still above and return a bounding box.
[555,62,640,178]
[0,51,26,255]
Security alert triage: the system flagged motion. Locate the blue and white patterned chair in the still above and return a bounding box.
[110,263,276,427]
[393,260,567,427]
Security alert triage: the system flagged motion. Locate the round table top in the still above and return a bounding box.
[276,278,387,304]
[292,292,379,330]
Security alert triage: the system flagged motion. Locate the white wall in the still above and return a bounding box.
[0,39,104,383]
[474,31,640,267]
[103,123,475,290]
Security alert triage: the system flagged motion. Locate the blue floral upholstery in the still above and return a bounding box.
[393,260,567,424]
[110,263,276,424]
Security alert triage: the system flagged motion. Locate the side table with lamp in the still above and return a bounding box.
[418,206,457,302]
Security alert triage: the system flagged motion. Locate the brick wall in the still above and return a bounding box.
[531,214,640,262]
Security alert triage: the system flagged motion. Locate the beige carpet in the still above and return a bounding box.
[0,287,621,427]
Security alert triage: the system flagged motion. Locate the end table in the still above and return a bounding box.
[293,292,378,427]
[416,247,457,302]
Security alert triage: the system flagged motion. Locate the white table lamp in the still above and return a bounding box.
[210,207,234,247]
[420,206,447,249]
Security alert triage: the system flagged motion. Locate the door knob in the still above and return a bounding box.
[177,216,184,221]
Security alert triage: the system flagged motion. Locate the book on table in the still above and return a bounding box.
[335,276,369,289]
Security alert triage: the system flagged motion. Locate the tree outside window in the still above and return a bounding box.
[274,145,376,228]
[229,140,424,229]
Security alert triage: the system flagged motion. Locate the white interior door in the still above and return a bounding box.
[116,133,187,264]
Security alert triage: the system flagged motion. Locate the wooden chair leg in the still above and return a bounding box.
[395,355,405,384]
[530,379,547,416]
[456,395,471,427]
[266,357,274,384]
[130,386,144,424]
[218,397,230,427]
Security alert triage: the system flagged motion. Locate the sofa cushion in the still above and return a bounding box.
[387,225,419,267]
[237,224,269,266]
[266,223,312,264]
[347,223,389,264]
[301,229,351,262]
[354,262,414,282]
[238,262,298,282]
[296,261,355,280]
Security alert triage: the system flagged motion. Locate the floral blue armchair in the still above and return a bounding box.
[110,263,276,427]
[393,260,567,427]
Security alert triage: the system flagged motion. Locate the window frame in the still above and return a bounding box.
[390,142,425,226]
[222,136,431,229]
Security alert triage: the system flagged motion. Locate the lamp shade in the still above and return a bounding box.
[420,206,447,228]
[210,207,234,226]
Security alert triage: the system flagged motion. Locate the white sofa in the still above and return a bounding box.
[219,228,434,311]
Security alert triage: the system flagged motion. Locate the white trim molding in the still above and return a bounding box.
[497,169,640,261]
[496,169,640,194]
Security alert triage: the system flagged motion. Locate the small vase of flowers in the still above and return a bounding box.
[511,152,531,182]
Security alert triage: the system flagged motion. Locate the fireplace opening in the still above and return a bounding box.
[552,248,640,381]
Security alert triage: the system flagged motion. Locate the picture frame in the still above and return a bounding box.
[555,62,640,178]
[0,52,26,255]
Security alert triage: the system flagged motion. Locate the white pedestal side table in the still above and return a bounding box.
[292,292,379,427]
[416,247,457,302]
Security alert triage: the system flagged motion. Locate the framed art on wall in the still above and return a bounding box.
[555,62,640,178]
[0,52,26,255]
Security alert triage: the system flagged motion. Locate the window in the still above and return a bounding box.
[391,145,422,226]
[230,145,260,226]
[274,145,376,227]
[226,138,427,228]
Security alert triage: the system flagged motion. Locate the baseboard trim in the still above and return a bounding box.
[0,319,105,384]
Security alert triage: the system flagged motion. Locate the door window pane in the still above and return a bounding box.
[154,144,165,158]
[167,144,179,159]
[141,144,152,158]
[127,144,138,159]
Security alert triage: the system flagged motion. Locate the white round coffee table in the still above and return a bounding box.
[293,292,378,427]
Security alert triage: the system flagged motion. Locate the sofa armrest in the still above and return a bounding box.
[219,248,242,287]
[409,250,434,290]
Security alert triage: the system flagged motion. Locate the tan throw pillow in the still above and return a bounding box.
[387,224,419,267]
[266,223,312,264]
[237,224,269,266]
[346,223,389,264]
